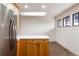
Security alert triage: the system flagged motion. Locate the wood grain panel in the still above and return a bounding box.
[39,40,48,43]
[26,43,38,56]
[17,39,49,56]
[39,43,49,56]
[26,40,38,44]
[18,39,26,56]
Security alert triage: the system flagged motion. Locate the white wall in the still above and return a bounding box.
[19,16,55,42]
[18,3,75,42]
[55,4,79,55]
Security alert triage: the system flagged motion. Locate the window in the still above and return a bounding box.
[63,16,70,27]
[72,12,79,26]
[57,19,63,27]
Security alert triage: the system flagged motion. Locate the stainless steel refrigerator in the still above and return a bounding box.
[0,4,17,56]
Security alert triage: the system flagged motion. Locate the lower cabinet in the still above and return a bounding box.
[39,43,49,56]
[17,39,49,56]
[26,43,38,56]
[18,39,26,56]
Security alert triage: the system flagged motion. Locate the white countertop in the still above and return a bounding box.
[17,35,50,40]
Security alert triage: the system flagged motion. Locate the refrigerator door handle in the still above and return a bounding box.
[9,19,14,50]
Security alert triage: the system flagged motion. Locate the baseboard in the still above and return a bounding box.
[49,40,56,43]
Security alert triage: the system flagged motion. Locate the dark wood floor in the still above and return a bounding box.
[49,42,75,56]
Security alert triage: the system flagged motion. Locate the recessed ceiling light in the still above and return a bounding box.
[24,5,28,8]
[42,5,46,8]
[19,12,47,16]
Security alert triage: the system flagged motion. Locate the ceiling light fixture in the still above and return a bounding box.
[24,5,28,8]
[42,5,46,8]
[19,12,47,16]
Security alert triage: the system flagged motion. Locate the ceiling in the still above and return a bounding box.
[17,3,76,17]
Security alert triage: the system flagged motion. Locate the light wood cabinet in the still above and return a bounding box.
[17,39,49,56]
[39,43,49,56]
[18,40,26,56]
[26,43,38,56]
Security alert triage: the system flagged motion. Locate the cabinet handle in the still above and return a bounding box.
[43,40,45,42]
[36,44,40,46]
[32,40,33,41]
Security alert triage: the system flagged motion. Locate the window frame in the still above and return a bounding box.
[57,19,63,27]
[72,12,79,26]
[63,16,70,27]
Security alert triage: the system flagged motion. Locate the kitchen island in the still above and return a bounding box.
[17,36,49,56]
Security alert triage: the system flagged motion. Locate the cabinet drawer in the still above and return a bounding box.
[20,39,27,42]
[26,40,38,43]
[19,39,26,44]
[39,40,48,43]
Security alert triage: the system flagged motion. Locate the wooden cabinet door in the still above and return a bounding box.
[17,39,49,56]
[18,40,26,56]
[39,43,49,56]
[26,40,38,56]
[26,43,38,56]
